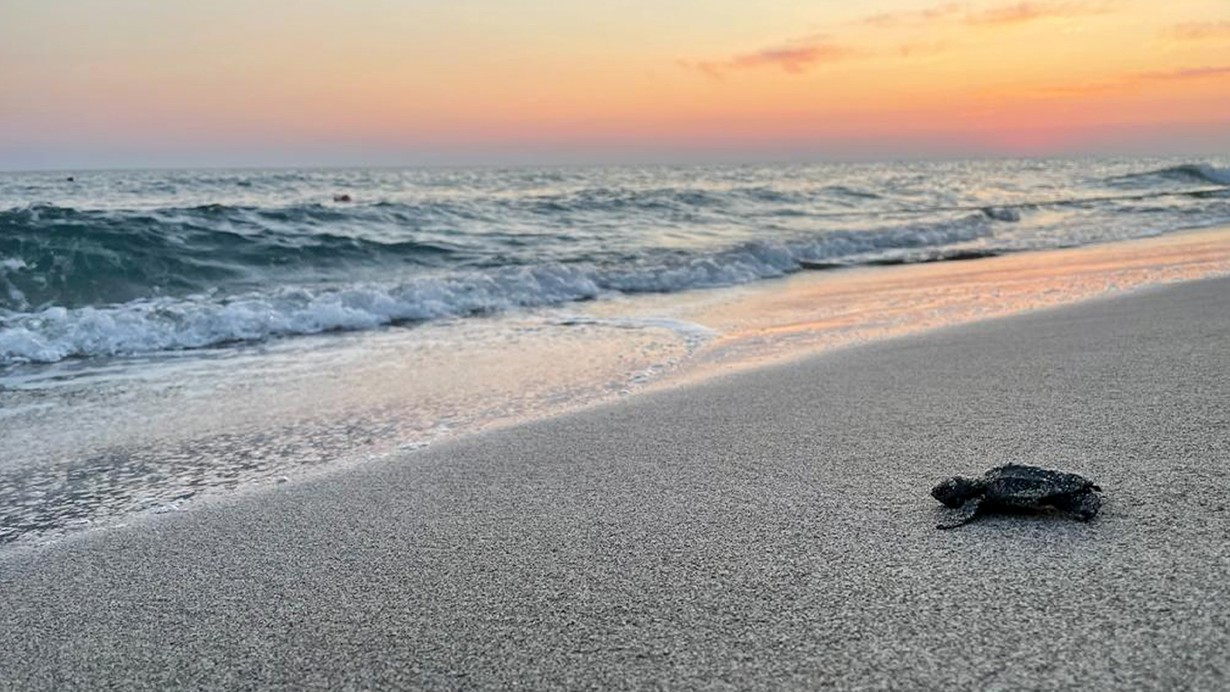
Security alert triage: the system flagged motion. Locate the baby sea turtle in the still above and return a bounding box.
[931,464,1102,529]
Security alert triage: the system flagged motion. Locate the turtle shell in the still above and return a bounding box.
[980,464,1099,506]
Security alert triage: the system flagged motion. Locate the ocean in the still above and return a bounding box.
[2,158,1229,547]
[4,159,1230,365]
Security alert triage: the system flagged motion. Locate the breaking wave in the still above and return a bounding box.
[0,214,994,365]
[4,159,1229,366]
[1110,164,1230,188]
[0,203,496,311]
[1158,164,1230,185]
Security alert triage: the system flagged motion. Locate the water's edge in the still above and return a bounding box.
[3,225,1228,552]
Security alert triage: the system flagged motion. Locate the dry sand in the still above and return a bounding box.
[2,276,1228,690]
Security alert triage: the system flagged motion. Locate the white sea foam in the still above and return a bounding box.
[4,156,1229,367]
[0,258,29,310]
[0,218,993,365]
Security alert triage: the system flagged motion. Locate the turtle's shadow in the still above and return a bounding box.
[931,504,1106,530]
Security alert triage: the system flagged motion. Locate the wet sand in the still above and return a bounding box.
[3,227,1228,548]
[2,275,1229,689]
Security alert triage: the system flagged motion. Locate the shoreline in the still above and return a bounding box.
[3,274,1228,688]
[591,223,1230,385]
[2,225,1230,549]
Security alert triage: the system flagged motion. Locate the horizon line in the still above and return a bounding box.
[0,151,1219,175]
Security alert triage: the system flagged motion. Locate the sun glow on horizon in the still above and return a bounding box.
[2,0,1228,169]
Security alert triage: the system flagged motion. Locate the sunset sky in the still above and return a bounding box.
[2,0,1228,169]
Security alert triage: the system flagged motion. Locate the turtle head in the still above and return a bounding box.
[931,476,983,508]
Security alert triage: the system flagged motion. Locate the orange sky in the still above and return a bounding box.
[1,0,1228,168]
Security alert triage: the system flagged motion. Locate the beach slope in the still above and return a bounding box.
[2,277,1229,689]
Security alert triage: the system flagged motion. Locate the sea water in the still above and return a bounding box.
[1,158,1228,546]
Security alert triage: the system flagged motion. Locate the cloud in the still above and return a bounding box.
[1164,21,1230,41]
[861,3,963,28]
[689,41,858,78]
[862,1,1113,29]
[965,2,1113,26]
[896,41,951,57]
[683,2,1115,80]
[1135,65,1230,81]
[1023,65,1230,98]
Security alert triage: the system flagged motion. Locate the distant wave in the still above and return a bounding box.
[0,214,996,365]
[5,157,1229,367]
[1108,164,1230,188]
[1160,164,1230,185]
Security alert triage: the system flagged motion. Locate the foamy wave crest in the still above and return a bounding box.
[0,215,993,365]
[0,268,602,364]
[600,214,992,291]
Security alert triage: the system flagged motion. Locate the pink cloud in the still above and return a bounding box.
[690,42,858,78]
[1164,21,1230,40]
[1023,65,1230,98]
[684,1,1116,81]
[863,1,1115,29]
[1136,65,1230,81]
[965,2,1113,26]
[862,3,963,28]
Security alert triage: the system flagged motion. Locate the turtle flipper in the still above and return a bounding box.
[937,497,983,530]
[1052,491,1102,521]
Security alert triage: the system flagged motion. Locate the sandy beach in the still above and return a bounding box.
[4,226,1228,550]
[6,0,1230,687]
[3,272,1228,689]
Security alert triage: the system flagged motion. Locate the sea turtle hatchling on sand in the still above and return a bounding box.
[931,464,1103,529]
